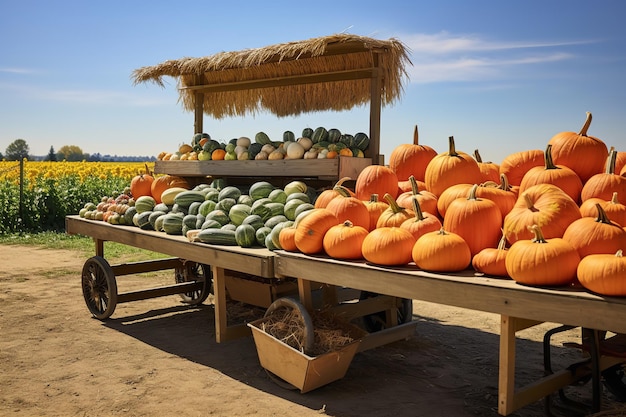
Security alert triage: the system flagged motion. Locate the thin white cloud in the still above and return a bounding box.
[400,31,594,84]
[0,67,39,74]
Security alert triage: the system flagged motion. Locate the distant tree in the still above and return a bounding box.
[56,145,85,162]
[0,151,3,159]
[45,146,57,162]
[5,139,30,161]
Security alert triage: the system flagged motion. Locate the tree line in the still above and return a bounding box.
[2,139,156,162]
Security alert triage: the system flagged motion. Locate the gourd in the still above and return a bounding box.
[151,175,190,204]
[361,227,415,266]
[285,141,305,159]
[548,112,608,183]
[518,144,583,203]
[134,195,156,214]
[424,136,483,197]
[355,164,399,200]
[255,131,272,145]
[228,204,252,226]
[442,184,503,258]
[197,228,238,245]
[388,125,437,183]
[322,220,368,260]
[162,213,184,235]
[505,225,580,286]
[218,186,242,202]
[411,228,471,272]
[294,208,339,255]
[561,203,626,259]
[577,250,626,296]
[249,181,275,200]
[173,191,206,208]
[235,224,257,248]
[160,187,190,206]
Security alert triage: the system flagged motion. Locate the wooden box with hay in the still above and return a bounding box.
[247,298,367,393]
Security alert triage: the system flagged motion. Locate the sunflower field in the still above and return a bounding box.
[0,160,151,234]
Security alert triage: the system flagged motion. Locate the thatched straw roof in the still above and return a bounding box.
[131,33,411,119]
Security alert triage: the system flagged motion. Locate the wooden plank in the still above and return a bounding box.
[117,281,203,303]
[357,321,418,353]
[111,258,181,276]
[153,157,371,180]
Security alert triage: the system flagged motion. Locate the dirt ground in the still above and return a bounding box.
[1,244,625,417]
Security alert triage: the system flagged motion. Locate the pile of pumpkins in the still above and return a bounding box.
[156,127,369,161]
[277,112,626,297]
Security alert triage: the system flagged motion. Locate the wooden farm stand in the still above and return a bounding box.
[67,34,626,415]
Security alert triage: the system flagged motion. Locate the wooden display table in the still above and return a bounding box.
[274,250,626,415]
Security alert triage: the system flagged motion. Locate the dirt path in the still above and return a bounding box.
[0,244,622,416]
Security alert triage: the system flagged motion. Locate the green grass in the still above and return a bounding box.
[0,231,169,263]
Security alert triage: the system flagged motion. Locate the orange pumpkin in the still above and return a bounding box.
[442,184,503,258]
[577,250,626,296]
[364,194,389,231]
[411,228,471,272]
[294,208,339,255]
[503,183,581,244]
[474,174,518,218]
[474,149,500,183]
[436,183,472,219]
[612,146,626,174]
[376,193,414,228]
[579,192,626,227]
[362,227,416,266]
[278,225,298,252]
[389,125,437,183]
[396,175,439,218]
[130,164,154,198]
[355,165,399,200]
[562,203,626,259]
[424,136,483,197]
[518,144,583,203]
[499,149,544,187]
[322,220,368,259]
[548,112,608,183]
[400,198,442,241]
[580,149,626,202]
[472,233,509,277]
[325,186,370,230]
[505,225,580,286]
[314,177,355,209]
[150,175,190,204]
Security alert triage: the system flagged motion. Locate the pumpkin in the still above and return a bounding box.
[411,228,471,272]
[547,112,608,183]
[499,149,544,187]
[355,164,399,200]
[396,175,439,218]
[424,136,483,197]
[613,146,626,174]
[518,144,583,203]
[580,149,626,202]
[388,125,437,182]
[364,194,389,231]
[314,177,355,209]
[278,224,298,252]
[325,186,370,230]
[474,174,518,218]
[505,225,580,286]
[400,197,442,241]
[442,184,503,257]
[503,183,581,244]
[130,164,154,198]
[436,183,472,219]
[150,175,190,204]
[376,193,414,228]
[474,149,500,183]
[472,233,509,277]
[577,250,626,296]
[580,192,626,227]
[361,227,416,266]
[562,203,626,259]
[294,208,339,254]
[322,220,368,260]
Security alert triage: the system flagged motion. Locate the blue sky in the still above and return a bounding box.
[1,0,625,163]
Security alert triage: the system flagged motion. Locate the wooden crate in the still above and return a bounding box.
[224,273,298,308]
[247,317,366,393]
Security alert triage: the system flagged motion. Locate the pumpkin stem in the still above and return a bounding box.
[605,149,618,174]
[411,196,426,221]
[466,184,479,201]
[497,231,507,250]
[474,149,483,163]
[611,192,620,205]
[436,227,449,236]
[522,193,538,212]
[409,175,420,196]
[370,194,380,203]
[579,111,592,137]
[594,203,613,224]
[413,125,419,146]
[335,176,353,188]
[342,220,354,227]
[383,193,407,214]
[498,173,512,191]
[333,185,353,198]
[544,144,559,170]
[528,224,547,243]
[447,136,459,157]
[616,249,623,258]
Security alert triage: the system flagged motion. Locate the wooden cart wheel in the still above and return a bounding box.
[359,292,413,333]
[81,256,118,320]
[174,261,212,305]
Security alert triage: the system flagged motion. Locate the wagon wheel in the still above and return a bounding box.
[359,292,413,333]
[262,298,315,390]
[81,256,117,320]
[581,328,626,402]
[174,261,212,305]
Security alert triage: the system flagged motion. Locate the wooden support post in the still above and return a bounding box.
[369,54,382,165]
